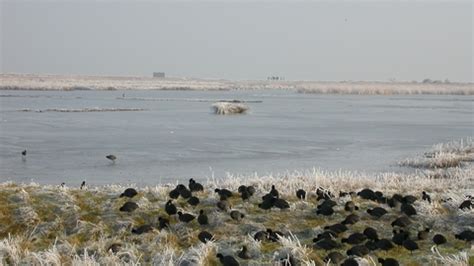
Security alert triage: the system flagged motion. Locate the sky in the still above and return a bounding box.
[1,1,472,82]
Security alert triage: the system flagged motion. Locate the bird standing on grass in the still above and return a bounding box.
[106,154,117,163]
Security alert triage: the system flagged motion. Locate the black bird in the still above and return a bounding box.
[198,231,213,243]
[433,234,447,245]
[177,184,192,199]
[375,239,395,251]
[108,243,122,254]
[119,201,138,212]
[378,258,400,266]
[216,253,239,266]
[339,191,350,197]
[346,245,369,257]
[324,223,348,234]
[459,200,473,210]
[422,191,431,203]
[80,181,86,190]
[238,186,251,201]
[363,227,379,241]
[230,210,245,221]
[392,230,410,246]
[246,186,256,196]
[177,211,195,223]
[357,188,377,200]
[106,154,117,163]
[198,209,208,225]
[237,246,251,260]
[169,187,180,199]
[187,196,200,206]
[455,230,474,241]
[215,188,233,199]
[367,207,388,219]
[132,224,153,235]
[316,206,334,216]
[158,217,169,230]
[341,213,360,225]
[318,199,337,209]
[217,200,230,212]
[60,182,65,188]
[344,201,359,212]
[165,200,177,215]
[296,189,306,200]
[402,195,417,204]
[120,188,138,198]
[417,228,430,240]
[314,238,340,250]
[313,231,338,242]
[267,229,284,242]
[21,150,27,156]
[341,233,367,245]
[270,185,279,198]
[254,230,268,241]
[258,197,274,210]
[274,198,290,209]
[323,251,344,264]
[365,240,378,251]
[391,216,411,227]
[401,203,417,216]
[341,258,359,266]
[189,178,204,192]
[402,239,419,252]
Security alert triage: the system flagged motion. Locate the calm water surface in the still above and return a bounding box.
[0,89,472,185]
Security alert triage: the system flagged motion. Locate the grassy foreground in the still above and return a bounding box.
[0,140,473,265]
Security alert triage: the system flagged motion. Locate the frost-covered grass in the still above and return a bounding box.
[400,138,474,169]
[0,165,473,265]
[211,102,249,115]
[1,74,473,95]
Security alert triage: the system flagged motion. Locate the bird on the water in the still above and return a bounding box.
[106,154,117,163]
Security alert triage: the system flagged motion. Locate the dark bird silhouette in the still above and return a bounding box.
[216,253,239,266]
[392,230,410,246]
[106,154,116,163]
[258,197,274,210]
[188,178,204,192]
[215,188,233,199]
[165,200,177,215]
[230,210,245,221]
[108,243,122,253]
[237,245,251,259]
[391,216,411,228]
[357,188,377,200]
[158,217,169,230]
[177,184,192,199]
[198,209,208,225]
[169,186,180,199]
[313,231,338,242]
[422,191,431,203]
[323,251,344,264]
[341,213,360,225]
[455,230,474,241]
[402,195,417,204]
[238,186,252,200]
[198,231,213,243]
[341,258,359,266]
[314,238,340,250]
[316,206,334,216]
[80,181,86,190]
[324,223,348,234]
[270,185,279,198]
[417,228,430,240]
[187,196,200,206]
[274,198,290,209]
[367,207,388,219]
[401,203,417,216]
[378,258,400,266]
[342,233,367,245]
[433,234,447,245]
[318,199,337,209]
[296,189,306,200]
[375,239,395,251]
[267,229,283,242]
[132,224,153,235]
[459,200,473,210]
[363,227,379,241]
[344,201,359,212]
[254,230,268,241]
[119,201,138,212]
[21,150,27,156]
[177,211,195,223]
[402,239,419,252]
[217,200,230,212]
[120,188,138,198]
[346,245,369,257]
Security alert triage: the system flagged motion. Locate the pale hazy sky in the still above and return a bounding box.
[1,1,473,81]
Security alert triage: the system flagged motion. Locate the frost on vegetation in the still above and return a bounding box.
[212,102,249,115]
[399,137,474,169]
[431,246,469,266]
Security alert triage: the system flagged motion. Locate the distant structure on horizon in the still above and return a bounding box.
[153,72,165,78]
[267,76,284,81]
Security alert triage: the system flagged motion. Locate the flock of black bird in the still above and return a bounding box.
[110,178,474,266]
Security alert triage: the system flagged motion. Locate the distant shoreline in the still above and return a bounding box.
[1,73,473,95]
